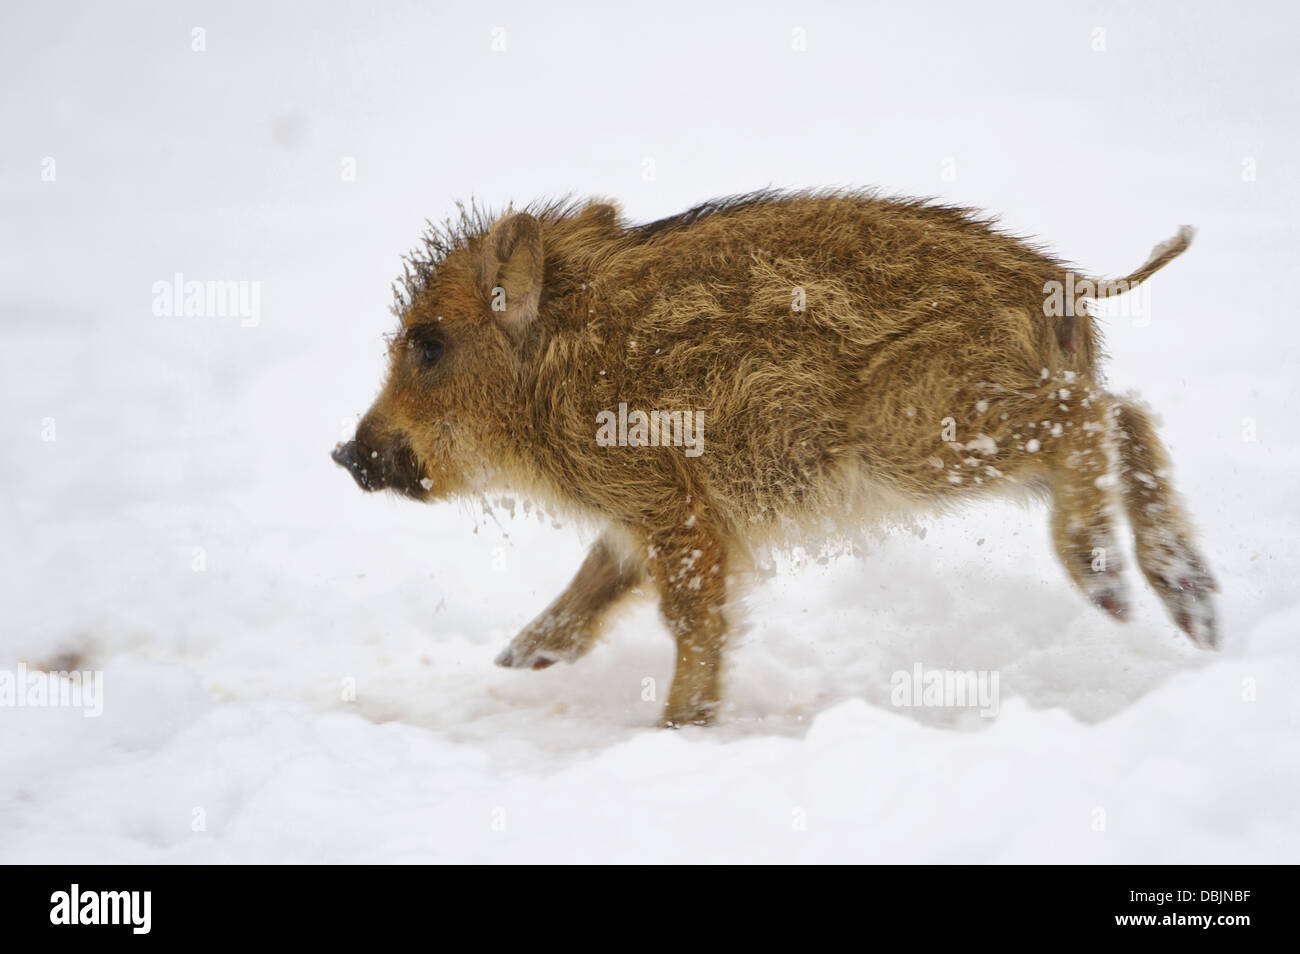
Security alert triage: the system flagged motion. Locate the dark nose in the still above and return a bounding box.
[331,440,383,491]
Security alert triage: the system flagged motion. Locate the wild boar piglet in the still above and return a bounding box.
[333,190,1217,726]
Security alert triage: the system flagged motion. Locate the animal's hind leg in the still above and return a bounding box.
[1041,390,1131,620]
[945,376,1130,618]
[1114,400,1219,648]
[889,370,1130,618]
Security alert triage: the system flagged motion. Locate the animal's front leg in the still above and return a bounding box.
[648,522,731,727]
[495,532,644,670]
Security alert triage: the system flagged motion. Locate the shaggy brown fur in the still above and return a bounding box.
[332,189,1217,727]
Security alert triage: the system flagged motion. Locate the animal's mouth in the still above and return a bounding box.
[331,441,382,491]
[331,438,425,497]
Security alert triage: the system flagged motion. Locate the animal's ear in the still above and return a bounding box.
[576,200,620,231]
[480,212,542,343]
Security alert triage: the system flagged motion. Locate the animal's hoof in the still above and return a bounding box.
[1093,587,1130,621]
[1081,566,1130,622]
[494,644,559,670]
[657,707,718,729]
[1140,545,1221,650]
[1167,581,1220,651]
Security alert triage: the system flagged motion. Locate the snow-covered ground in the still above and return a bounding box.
[2,1,1297,863]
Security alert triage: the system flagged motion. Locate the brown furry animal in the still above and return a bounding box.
[332,189,1217,726]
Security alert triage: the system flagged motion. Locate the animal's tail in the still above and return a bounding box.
[1053,225,1195,359]
[1091,225,1196,297]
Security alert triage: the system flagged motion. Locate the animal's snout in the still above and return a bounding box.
[332,426,425,496]
[332,439,384,491]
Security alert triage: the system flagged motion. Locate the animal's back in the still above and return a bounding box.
[550,191,1088,528]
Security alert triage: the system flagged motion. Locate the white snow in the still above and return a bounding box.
[2,0,1298,863]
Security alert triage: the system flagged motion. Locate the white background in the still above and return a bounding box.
[1,0,1297,862]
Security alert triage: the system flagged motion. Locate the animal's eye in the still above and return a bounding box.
[408,331,444,367]
[420,338,444,365]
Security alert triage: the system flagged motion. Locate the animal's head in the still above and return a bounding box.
[332,209,544,500]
